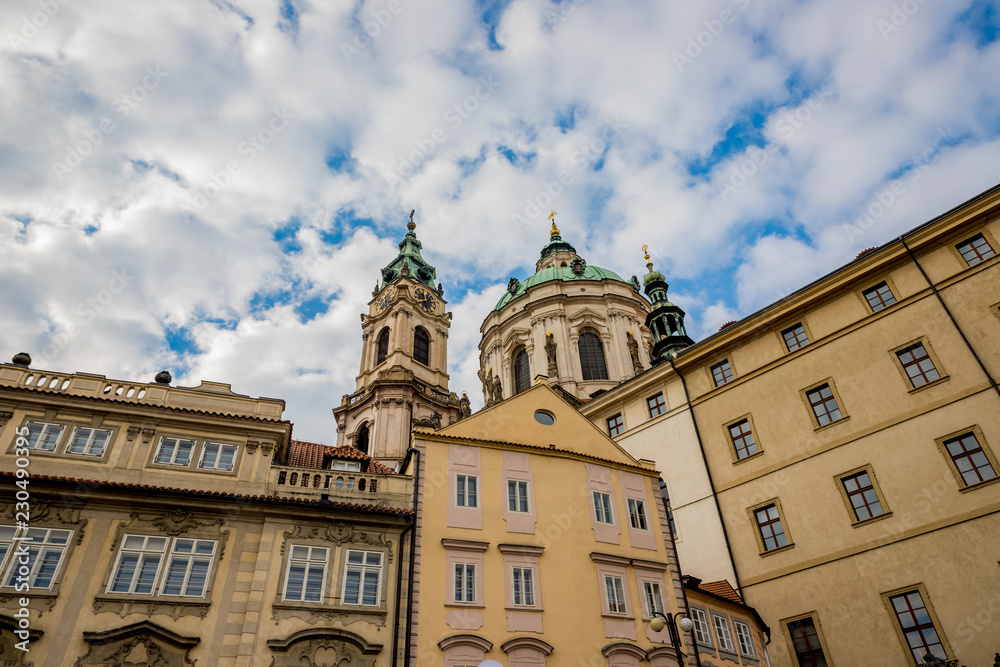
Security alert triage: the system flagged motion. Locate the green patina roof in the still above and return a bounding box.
[493,263,629,311]
[380,224,437,289]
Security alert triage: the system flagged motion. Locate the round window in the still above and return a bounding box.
[534,410,555,426]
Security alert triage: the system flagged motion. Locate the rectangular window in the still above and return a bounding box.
[341,550,382,606]
[24,421,64,451]
[841,471,885,521]
[604,574,627,614]
[864,281,896,312]
[782,323,810,351]
[331,460,361,471]
[507,480,530,513]
[453,562,476,603]
[692,607,713,645]
[943,432,997,486]
[889,590,947,663]
[607,414,624,437]
[512,566,534,606]
[283,545,328,602]
[627,498,648,530]
[160,539,216,596]
[806,384,843,426]
[1,527,71,589]
[896,343,941,388]
[734,620,757,658]
[593,491,614,524]
[108,535,169,594]
[728,419,759,460]
[711,360,734,386]
[956,233,996,266]
[199,443,237,470]
[754,504,789,552]
[154,437,195,466]
[787,616,828,667]
[713,614,736,653]
[65,427,112,456]
[643,580,664,617]
[647,393,666,417]
[456,474,478,508]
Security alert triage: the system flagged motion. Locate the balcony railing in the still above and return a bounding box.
[267,465,412,511]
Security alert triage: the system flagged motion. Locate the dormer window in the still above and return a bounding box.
[330,460,362,472]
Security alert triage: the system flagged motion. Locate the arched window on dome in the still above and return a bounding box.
[578,331,608,381]
[513,347,531,394]
[413,327,430,365]
[376,328,390,365]
[355,422,370,455]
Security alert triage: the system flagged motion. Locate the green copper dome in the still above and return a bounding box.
[379,220,437,289]
[493,263,630,311]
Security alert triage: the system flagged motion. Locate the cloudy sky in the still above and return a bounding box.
[2,0,998,442]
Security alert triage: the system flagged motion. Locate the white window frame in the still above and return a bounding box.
[65,426,112,457]
[282,545,328,603]
[643,580,664,617]
[24,421,65,451]
[507,479,530,513]
[159,538,217,596]
[107,534,216,598]
[456,474,479,508]
[627,498,649,531]
[692,606,714,646]
[0,526,72,590]
[341,550,383,606]
[512,565,535,607]
[198,443,238,471]
[713,612,736,653]
[593,491,614,524]
[604,574,627,615]
[734,619,757,658]
[331,460,362,472]
[453,562,476,603]
[154,437,196,467]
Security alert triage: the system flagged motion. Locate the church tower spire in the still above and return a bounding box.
[332,212,459,467]
[642,245,694,364]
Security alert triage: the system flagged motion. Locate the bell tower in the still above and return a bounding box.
[642,246,694,364]
[332,213,461,466]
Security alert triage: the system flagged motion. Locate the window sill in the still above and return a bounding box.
[758,542,795,558]
[506,606,543,612]
[850,511,893,527]
[813,416,850,433]
[732,450,764,466]
[601,613,635,621]
[906,375,950,394]
[272,601,387,624]
[93,595,212,619]
[145,463,238,477]
[445,603,485,610]
[958,476,1000,493]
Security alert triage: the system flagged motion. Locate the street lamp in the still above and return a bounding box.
[649,613,699,666]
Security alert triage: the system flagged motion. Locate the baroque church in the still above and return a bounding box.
[1,183,999,667]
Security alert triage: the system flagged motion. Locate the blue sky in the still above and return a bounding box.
[2,0,999,442]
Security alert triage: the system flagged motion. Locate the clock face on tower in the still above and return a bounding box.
[414,287,436,314]
[374,287,396,314]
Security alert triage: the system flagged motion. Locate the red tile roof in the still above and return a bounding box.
[0,472,412,515]
[697,580,744,605]
[287,441,396,475]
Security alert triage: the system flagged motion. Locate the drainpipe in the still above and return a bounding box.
[669,357,743,597]
[900,236,1000,399]
[403,446,419,667]
[658,478,703,667]
[391,517,413,666]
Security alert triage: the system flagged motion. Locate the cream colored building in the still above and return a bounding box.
[0,361,413,666]
[406,381,700,667]
[581,184,1000,666]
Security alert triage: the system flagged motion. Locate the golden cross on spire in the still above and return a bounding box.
[642,244,650,262]
[407,209,416,231]
[548,210,559,236]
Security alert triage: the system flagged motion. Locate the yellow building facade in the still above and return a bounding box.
[583,184,1000,666]
[407,382,698,667]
